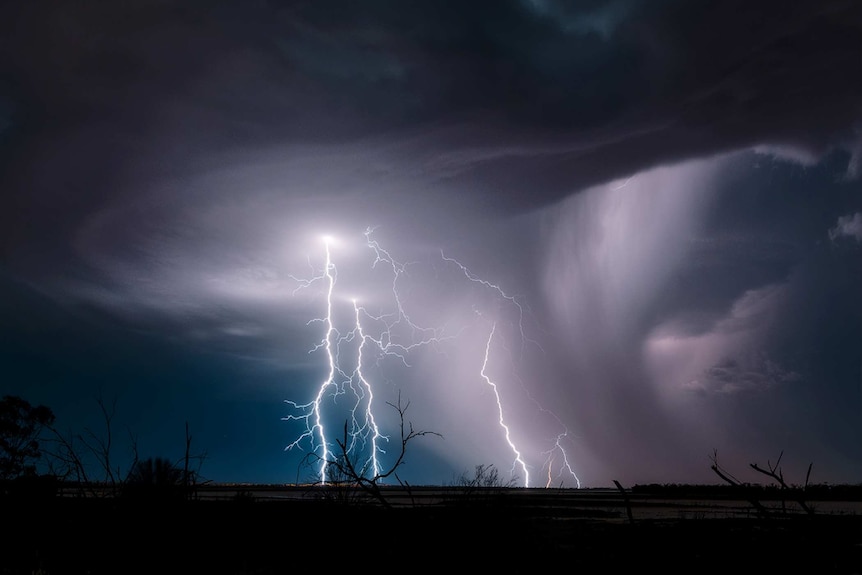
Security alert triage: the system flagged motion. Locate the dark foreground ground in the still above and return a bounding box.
[3,489,862,574]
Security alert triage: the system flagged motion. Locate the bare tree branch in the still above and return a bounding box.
[306,391,442,508]
[749,451,814,515]
[613,480,634,524]
[709,449,770,518]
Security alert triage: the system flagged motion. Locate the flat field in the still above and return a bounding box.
[3,485,862,574]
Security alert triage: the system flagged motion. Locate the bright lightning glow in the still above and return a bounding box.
[285,237,389,485]
[481,322,530,487]
[347,298,384,479]
[439,252,539,357]
[284,236,336,482]
[363,227,451,363]
[285,229,582,488]
[438,252,581,488]
[542,429,581,489]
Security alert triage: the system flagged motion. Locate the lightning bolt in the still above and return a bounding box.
[283,236,337,483]
[439,252,580,488]
[481,322,530,487]
[285,229,582,488]
[363,226,452,363]
[284,232,441,485]
[504,368,581,489]
[542,428,581,489]
[346,298,383,479]
[439,252,539,358]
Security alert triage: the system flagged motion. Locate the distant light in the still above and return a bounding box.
[321,234,338,247]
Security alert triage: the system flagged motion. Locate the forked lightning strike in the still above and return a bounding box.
[543,429,581,488]
[283,237,337,482]
[347,299,383,478]
[481,322,530,486]
[285,230,581,488]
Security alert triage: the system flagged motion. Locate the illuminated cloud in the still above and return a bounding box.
[541,156,724,355]
[644,283,798,396]
[829,212,862,242]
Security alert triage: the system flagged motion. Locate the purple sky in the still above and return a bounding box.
[2,0,861,487]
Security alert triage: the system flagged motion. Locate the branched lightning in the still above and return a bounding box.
[362,227,454,363]
[285,232,448,485]
[439,252,540,357]
[285,229,581,488]
[439,252,581,488]
[503,367,581,488]
[284,237,337,482]
[481,322,530,487]
[542,427,581,489]
[346,298,383,479]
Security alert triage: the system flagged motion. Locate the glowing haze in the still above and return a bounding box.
[1,1,861,487]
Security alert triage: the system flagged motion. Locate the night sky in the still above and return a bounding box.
[2,0,861,488]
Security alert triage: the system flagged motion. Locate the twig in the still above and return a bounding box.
[709,449,770,519]
[613,480,634,524]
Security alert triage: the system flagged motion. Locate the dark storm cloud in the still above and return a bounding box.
[2,0,859,307]
[3,1,862,220]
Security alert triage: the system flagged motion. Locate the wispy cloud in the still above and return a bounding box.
[829,212,862,243]
[644,282,792,396]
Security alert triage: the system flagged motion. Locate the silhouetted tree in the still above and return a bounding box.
[45,395,207,499]
[127,456,182,485]
[123,456,184,500]
[455,464,517,490]
[44,393,139,495]
[748,450,814,515]
[447,464,518,507]
[0,395,55,481]
[180,420,208,499]
[305,392,441,508]
[709,449,771,518]
[709,449,815,517]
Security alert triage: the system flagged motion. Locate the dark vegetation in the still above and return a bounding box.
[2,394,862,574]
[0,395,54,481]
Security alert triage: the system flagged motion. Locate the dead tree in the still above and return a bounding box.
[180,421,208,500]
[709,449,771,518]
[749,450,814,515]
[305,392,441,508]
[709,449,816,518]
[45,394,138,497]
[447,464,518,507]
[612,480,635,524]
[46,395,207,499]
